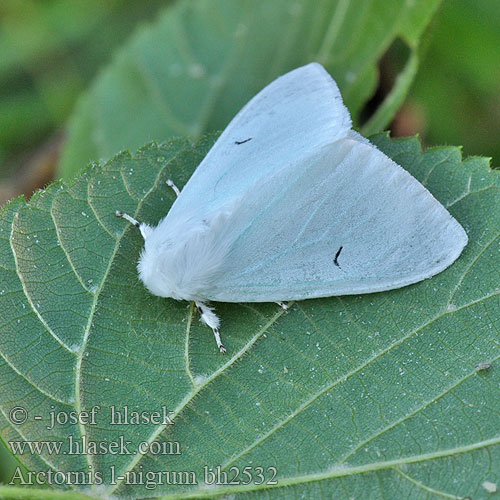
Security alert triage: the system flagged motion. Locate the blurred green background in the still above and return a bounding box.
[394,0,500,165]
[2,0,499,206]
[0,0,499,487]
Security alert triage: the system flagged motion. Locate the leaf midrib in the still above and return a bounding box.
[74,152,172,471]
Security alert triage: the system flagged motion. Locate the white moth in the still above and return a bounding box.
[117,63,468,353]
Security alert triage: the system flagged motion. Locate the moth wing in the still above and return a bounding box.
[203,138,468,302]
[165,62,352,221]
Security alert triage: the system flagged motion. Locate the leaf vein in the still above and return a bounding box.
[9,212,74,354]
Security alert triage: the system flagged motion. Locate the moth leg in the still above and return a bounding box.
[276,301,289,311]
[116,210,140,227]
[166,179,181,197]
[115,211,152,240]
[195,301,226,354]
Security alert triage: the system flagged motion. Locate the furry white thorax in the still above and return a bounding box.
[137,209,234,302]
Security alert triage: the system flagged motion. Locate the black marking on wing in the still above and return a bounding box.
[334,246,343,267]
[235,138,252,145]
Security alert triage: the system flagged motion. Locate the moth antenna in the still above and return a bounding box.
[333,245,343,267]
[166,179,181,197]
[195,301,226,353]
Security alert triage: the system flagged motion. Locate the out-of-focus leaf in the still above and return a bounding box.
[0,0,168,165]
[59,0,442,178]
[403,0,500,166]
[0,440,18,484]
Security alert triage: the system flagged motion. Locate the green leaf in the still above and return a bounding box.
[58,0,442,178]
[0,133,499,500]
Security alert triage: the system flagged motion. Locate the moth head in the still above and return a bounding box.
[138,223,153,240]
[115,211,177,299]
[136,222,194,301]
[136,227,177,299]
